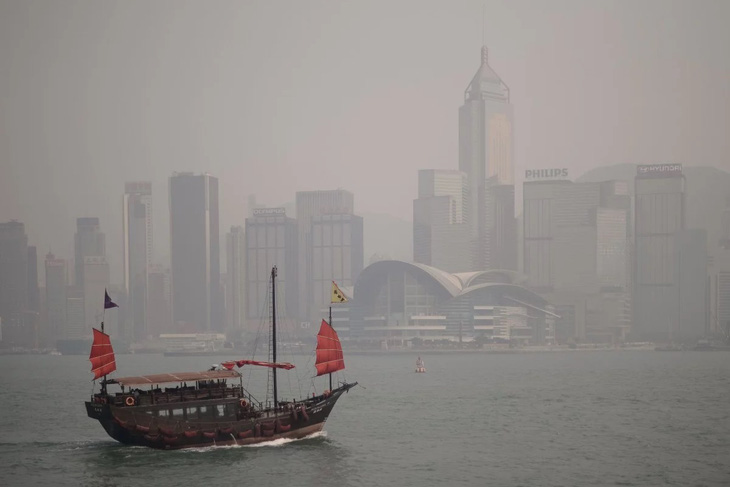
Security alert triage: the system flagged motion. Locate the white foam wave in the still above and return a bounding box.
[180,431,327,453]
[245,430,327,448]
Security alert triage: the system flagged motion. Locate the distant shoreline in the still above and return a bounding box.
[343,346,658,355]
[4,344,728,356]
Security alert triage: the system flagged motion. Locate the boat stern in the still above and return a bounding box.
[86,400,145,445]
[85,399,112,421]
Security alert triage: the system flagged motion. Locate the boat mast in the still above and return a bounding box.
[101,311,107,395]
[328,306,333,391]
[271,266,278,409]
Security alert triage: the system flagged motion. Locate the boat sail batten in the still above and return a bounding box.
[315,320,345,376]
[89,328,117,380]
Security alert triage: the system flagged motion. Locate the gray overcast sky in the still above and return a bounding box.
[1,0,729,281]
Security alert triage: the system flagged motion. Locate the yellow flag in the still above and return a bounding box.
[331,281,348,303]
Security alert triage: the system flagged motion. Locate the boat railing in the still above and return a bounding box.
[98,384,266,412]
[241,390,263,410]
[109,384,249,407]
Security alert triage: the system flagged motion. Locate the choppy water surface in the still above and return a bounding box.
[1,351,729,486]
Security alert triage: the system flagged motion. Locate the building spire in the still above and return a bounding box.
[481,2,488,65]
[464,45,509,102]
[482,1,486,46]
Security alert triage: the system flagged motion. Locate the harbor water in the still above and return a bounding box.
[1,350,729,486]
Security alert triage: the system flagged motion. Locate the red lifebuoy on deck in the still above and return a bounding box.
[125,396,135,407]
[239,399,248,408]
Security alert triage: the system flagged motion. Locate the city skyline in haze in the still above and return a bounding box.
[1,0,729,283]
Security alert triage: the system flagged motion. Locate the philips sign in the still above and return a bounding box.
[253,207,286,216]
[524,168,569,181]
[636,164,683,178]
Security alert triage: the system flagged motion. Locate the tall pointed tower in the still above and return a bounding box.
[459,46,516,270]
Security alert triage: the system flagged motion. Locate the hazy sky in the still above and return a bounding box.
[1,0,729,281]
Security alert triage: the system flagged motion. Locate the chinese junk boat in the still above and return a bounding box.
[86,268,356,449]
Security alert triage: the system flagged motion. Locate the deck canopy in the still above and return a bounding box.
[111,369,240,387]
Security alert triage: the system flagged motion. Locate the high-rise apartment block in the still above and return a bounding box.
[123,181,152,341]
[633,164,685,341]
[169,173,221,332]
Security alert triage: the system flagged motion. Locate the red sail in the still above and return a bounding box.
[89,328,116,380]
[315,319,345,376]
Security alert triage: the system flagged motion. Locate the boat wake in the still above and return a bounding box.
[246,430,328,448]
[0,439,118,452]
[181,431,328,453]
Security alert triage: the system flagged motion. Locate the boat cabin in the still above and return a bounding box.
[91,369,265,422]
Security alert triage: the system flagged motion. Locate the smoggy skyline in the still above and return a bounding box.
[1,0,729,282]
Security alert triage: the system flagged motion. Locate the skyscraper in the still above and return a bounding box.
[226,226,246,332]
[26,245,40,347]
[83,256,110,334]
[523,174,632,343]
[523,177,571,291]
[310,213,364,322]
[720,196,730,250]
[65,287,85,339]
[123,181,153,341]
[74,218,105,288]
[417,170,468,222]
[718,271,730,337]
[634,164,685,341]
[245,208,298,325]
[295,190,354,320]
[413,170,472,272]
[44,252,67,345]
[169,173,221,332]
[27,246,39,313]
[478,177,517,270]
[72,217,106,338]
[0,221,29,347]
[147,265,172,337]
[459,46,516,270]
[676,229,708,339]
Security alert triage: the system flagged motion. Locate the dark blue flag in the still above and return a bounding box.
[104,289,119,309]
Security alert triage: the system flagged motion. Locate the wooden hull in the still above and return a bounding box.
[86,384,354,450]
